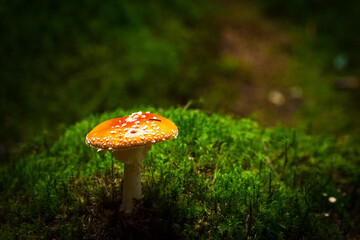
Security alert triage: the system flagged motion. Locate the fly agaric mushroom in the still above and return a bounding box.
[85,111,178,213]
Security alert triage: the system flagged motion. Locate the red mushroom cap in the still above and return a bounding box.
[86,112,178,150]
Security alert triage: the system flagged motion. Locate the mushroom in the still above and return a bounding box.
[85,111,178,213]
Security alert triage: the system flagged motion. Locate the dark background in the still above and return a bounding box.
[1,0,359,162]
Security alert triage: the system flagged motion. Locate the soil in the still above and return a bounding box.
[215,3,304,126]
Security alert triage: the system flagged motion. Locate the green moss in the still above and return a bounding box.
[0,107,359,239]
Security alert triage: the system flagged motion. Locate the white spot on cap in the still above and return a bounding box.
[125,113,139,122]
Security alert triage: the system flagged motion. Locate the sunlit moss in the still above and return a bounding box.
[0,107,358,239]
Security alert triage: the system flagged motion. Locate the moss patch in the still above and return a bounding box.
[0,107,359,239]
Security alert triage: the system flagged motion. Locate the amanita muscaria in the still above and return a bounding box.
[85,111,178,213]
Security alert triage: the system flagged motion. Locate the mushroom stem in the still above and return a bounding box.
[121,163,141,213]
[111,145,151,213]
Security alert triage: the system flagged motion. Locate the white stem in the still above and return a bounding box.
[121,163,141,213]
[111,145,151,213]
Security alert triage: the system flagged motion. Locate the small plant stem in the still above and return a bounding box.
[261,139,279,177]
[280,141,288,181]
[245,200,253,240]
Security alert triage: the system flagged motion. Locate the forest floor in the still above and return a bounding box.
[204,1,360,134]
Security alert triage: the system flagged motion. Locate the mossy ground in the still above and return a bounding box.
[1,108,359,239]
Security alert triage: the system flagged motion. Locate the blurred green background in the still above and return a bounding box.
[1,0,359,162]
